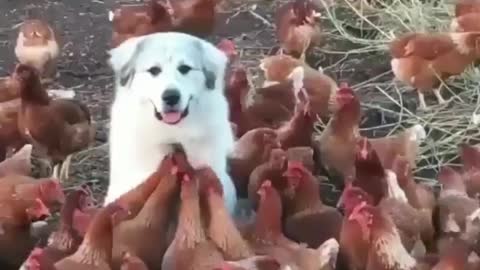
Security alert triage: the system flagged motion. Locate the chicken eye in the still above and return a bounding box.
[178,64,192,75]
[147,66,162,76]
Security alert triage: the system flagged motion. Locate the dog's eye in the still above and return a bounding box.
[178,65,192,74]
[147,66,162,76]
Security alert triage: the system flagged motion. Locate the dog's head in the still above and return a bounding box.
[108,32,228,125]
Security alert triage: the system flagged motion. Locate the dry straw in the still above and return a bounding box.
[317,0,480,183]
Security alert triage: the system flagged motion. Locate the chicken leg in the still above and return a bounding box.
[59,155,73,181]
[417,91,428,111]
[433,88,446,104]
[52,163,61,179]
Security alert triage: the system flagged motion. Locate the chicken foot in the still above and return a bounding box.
[52,163,61,180]
[418,88,448,111]
[433,88,447,104]
[417,92,428,111]
[59,155,73,182]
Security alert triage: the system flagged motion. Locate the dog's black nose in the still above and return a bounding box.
[162,89,181,106]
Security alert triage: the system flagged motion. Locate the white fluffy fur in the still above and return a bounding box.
[106,32,237,214]
[14,31,59,73]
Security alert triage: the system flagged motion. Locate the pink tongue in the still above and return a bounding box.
[163,112,182,124]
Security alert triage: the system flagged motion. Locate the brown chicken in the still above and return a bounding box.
[368,124,426,169]
[0,144,32,177]
[378,170,425,252]
[282,161,342,248]
[15,64,95,181]
[241,66,306,135]
[246,180,298,252]
[248,180,341,270]
[275,94,315,149]
[337,185,374,270]
[259,54,338,119]
[22,188,92,269]
[54,203,126,270]
[229,128,280,197]
[353,138,387,205]
[389,31,480,110]
[247,148,287,208]
[112,159,179,270]
[348,203,419,270]
[0,98,27,161]
[225,66,249,134]
[435,166,479,242]
[198,167,253,260]
[120,252,150,270]
[0,176,65,209]
[391,156,435,249]
[459,143,480,200]
[275,0,322,60]
[161,173,224,270]
[110,0,173,48]
[217,39,248,131]
[167,0,219,38]
[15,19,60,82]
[314,86,361,180]
[391,156,436,212]
[0,197,51,268]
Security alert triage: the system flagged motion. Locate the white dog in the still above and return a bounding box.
[106,32,237,214]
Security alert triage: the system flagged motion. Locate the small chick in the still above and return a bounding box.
[15,19,60,82]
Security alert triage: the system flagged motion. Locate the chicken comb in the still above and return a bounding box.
[335,86,355,105]
[216,38,236,55]
[284,160,306,177]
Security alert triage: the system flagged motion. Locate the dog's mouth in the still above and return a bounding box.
[151,99,191,125]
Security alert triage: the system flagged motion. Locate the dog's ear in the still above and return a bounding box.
[198,40,228,91]
[108,36,146,88]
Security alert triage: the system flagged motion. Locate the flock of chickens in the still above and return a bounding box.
[0,0,479,269]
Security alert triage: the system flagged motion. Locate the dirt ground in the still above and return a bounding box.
[0,0,415,205]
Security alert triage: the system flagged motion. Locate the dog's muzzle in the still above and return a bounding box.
[151,89,190,125]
